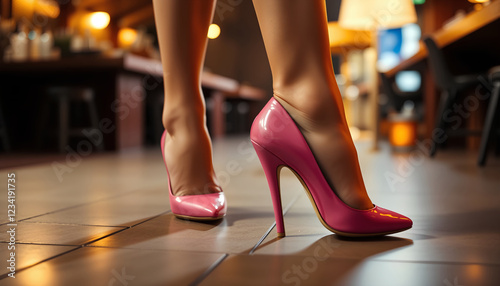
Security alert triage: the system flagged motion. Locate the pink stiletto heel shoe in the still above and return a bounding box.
[250,98,412,237]
[161,131,226,221]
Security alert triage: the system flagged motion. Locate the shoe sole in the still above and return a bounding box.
[174,214,225,222]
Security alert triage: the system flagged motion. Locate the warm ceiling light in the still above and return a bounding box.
[468,0,489,3]
[89,12,110,30]
[207,24,220,39]
[13,0,60,19]
[327,22,372,51]
[339,0,417,30]
[35,0,60,18]
[118,28,138,48]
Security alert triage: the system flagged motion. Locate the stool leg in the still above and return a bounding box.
[59,96,69,153]
[478,83,500,166]
[211,91,226,138]
[0,103,10,152]
[431,89,455,157]
[87,96,103,151]
[153,95,163,143]
[36,99,51,150]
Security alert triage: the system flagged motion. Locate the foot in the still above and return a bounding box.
[274,91,374,210]
[163,111,221,197]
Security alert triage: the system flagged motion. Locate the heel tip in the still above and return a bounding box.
[277,232,285,238]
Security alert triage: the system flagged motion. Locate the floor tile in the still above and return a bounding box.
[0,151,167,223]
[253,196,414,259]
[24,187,169,227]
[90,208,275,254]
[0,222,124,245]
[0,243,76,277]
[212,137,302,209]
[337,260,500,286]
[0,247,224,286]
[255,187,500,265]
[201,254,500,286]
[0,136,499,285]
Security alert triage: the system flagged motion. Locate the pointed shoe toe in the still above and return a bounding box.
[328,205,413,237]
[160,130,227,222]
[372,206,413,234]
[170,192,227,221]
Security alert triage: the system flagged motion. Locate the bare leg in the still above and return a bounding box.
[152,0,221,196]
[252,0,373,209]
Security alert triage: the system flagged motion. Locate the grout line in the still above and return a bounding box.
[82,211,171,247]
[248,223,277,255]
[16,195,133,222]
[82,228,132,247]
[369,258,500,267]
[189,253,229,286]
[117,211,171,228]
[12,221,131,228]
[16,187,165,223]
[0,242,82,247]
[82,244,230,257]
[248,193,300,255]
[17,210,171,229]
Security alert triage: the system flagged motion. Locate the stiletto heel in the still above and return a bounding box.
[252,142,286,237]
[161,130,227,221]
[250,98,412,237]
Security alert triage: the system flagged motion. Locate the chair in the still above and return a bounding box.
[424,36,484,156]
[38,87,103,152]
[478,66,500,166]
[380,71,421,114]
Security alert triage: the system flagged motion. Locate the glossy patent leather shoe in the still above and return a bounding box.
[250,98,412,237]
[161,131,226,221]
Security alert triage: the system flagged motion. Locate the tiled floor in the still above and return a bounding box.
[1,136,499,285]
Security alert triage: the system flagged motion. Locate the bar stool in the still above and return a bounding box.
[424,36,485,156]
[478,66,500,166]
[38,87,103,152]
[0,100,10,152]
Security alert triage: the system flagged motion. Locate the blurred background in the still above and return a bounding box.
[0,0,499,168]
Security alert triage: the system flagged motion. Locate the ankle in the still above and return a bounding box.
[275,78,342,112]
[162,107,206,135]
[273,85,346,132]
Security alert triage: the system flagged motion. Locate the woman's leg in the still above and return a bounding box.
[152,0,221,196]
[252,0,373,209]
